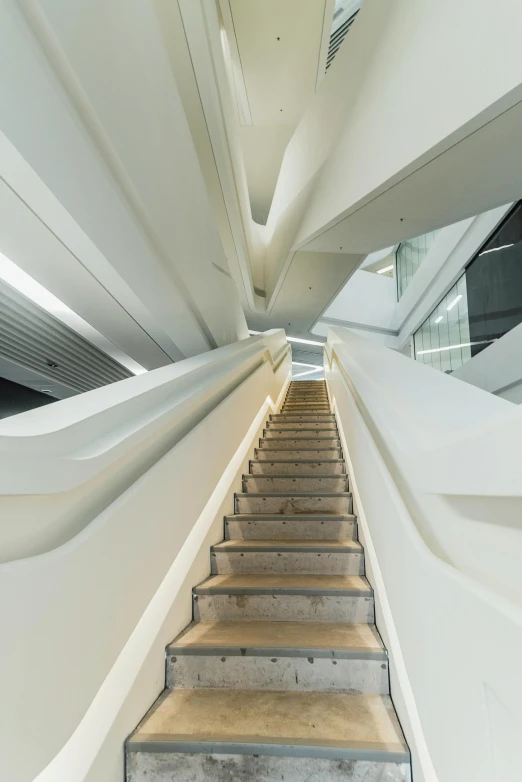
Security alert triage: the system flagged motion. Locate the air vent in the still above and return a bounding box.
[326,11,359,70]
[0,280,132,395]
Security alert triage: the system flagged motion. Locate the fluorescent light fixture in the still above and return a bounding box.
[377,264,394,274]
[249,329,323,347]
[479,243,514,256]
[434,316,443,324]
[293,367,323,378]
[0,252,147,375]
[287,336,324,346]
[292,361,320,369]
[417,339,494,356]
[446,294,462,311]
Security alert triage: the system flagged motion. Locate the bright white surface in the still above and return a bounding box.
[264,0,522,311]
[325,327,522,781]
[0,330,290,782]
[1,1,246,362]
[321,269,396,331]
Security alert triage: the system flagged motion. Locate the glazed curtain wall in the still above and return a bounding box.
[414,202,522,373]
[396,230,440,299]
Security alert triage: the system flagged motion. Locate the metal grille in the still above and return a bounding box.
[326,11,359,70]
[0,280,132,394]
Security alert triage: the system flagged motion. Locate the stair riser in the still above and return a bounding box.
[259,439,340,449]
[167,655,388,694]
[243,476,347,492]
[255,449,342,460]
[264,430,337,439]
[211,551,364,576]
[285,396,329,402]
[225,518,356,540]
[249,461,345,474]
[283,403,331,409]
[127,753,410,782]
[235,496,352,514]
[194,594,374,623]
[270,415,334,422]
[266,423,336,431]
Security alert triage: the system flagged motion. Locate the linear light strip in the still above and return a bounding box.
[417,339,495,356]
[479,243,514,256]
[0,252,147,375]
[377,264,394,274]
[249,330,324,347]
[446,294,462,311]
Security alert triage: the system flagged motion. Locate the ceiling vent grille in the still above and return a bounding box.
[326,11,359,71]
[0,280,132,395]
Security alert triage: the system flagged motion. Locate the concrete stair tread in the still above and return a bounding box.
[212,539,362,552]
[194,573,372,595]
[168,620,385,658]
[226,513,354,522]
[244,472,344,479]
[236,491,351,497]
[128,689,408,762]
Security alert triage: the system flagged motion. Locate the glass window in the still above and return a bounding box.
[397,230,440,299]
[413,202,522,374]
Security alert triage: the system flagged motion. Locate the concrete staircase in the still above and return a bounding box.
[127,380,411,781]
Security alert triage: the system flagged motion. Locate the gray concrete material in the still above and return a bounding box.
[127,690,409,762]
[194,592,374,623]
[211,550,364,576]
[235,492,352,514]
[255,449,342,460]
[127,751,411,782]
[266,421,337,430]
[249,459,345,474]
[193,574,373,595]
[270,414,335,421]
[264,429,338,439]
[167,654,388,695]
[225,515,357,540]
[193,574,374,623]
[168,620,384,655]
[258,437,340,449]
[243,474,348,492]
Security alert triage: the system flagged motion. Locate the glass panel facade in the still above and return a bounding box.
[413,202,522,374]
[396,230,440,299]
[414,276,472,373]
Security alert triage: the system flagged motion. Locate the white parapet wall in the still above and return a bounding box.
[0,331,291,782]
[325,326,522,782]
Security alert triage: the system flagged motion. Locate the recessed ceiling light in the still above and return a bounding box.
[377,264,394,274]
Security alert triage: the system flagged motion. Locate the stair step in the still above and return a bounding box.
[193,574,374,623]
[259,437,340,449]
[166,620,388,694]
[225,513,357,540]
[270,413,334,421]
[127,691,409,782]
[283,402,331,408]
[264,428,337,439]
[243,474,347,492]
[211,539,364,575]
[266,421,337,430]
[250,459,345,474]
[255,448,342,460]
[235,491,352,514]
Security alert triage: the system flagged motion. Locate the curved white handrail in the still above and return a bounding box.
[0,329,291,782]
[325,326,522,782]
[0,330,289,561]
